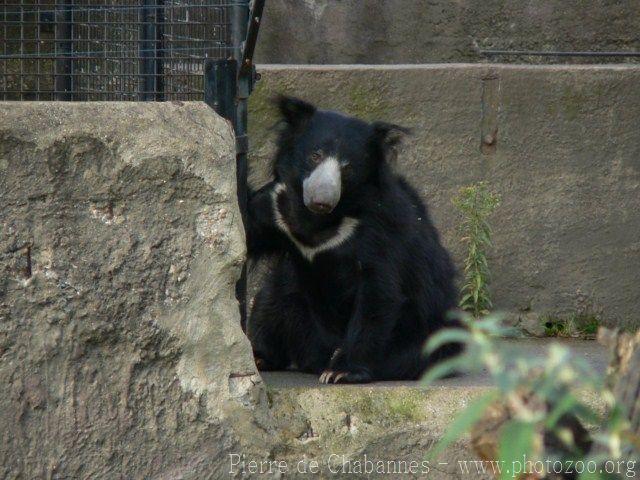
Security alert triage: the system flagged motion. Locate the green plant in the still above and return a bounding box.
[543,317,571,337]
[542,314,601,338]
[423,314,636,479]
[574,314,600,336]
[453,182,501,317]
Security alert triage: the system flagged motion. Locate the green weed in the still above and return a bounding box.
[542,313,600,338]
[453,182,500,317]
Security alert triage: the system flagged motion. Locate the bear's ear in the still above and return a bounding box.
[371,121,412,161]
[275,95,316,128]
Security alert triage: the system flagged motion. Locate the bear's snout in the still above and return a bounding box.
[303,157,341,215]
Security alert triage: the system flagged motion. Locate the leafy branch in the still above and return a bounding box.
[422,314,637,479]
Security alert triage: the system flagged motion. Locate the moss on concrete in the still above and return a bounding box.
[346,83,392,121]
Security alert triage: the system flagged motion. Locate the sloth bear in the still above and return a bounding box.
[246,96,460,383]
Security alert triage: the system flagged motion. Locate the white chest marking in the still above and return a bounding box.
[271,183,359,262]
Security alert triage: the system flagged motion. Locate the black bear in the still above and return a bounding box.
[246,96,460,383]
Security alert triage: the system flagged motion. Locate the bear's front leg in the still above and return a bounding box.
[246,180,286,257]
[319,267,403,384]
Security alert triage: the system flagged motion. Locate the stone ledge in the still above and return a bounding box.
[263,338,607,390]
[257,63,640,71]
[259,339,608,479]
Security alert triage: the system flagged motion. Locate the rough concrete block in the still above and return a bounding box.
[0,102,269,478]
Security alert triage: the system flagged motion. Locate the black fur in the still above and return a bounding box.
[246,96,461,383]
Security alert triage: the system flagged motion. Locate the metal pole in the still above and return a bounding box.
[231,0,249,66]
[139,0,155,101]
[231,0,250,331]
[204,59,237,123]
[204,0,264,332]
[155,0,165,101]
[239,0,265,78]
[54,0,73,100]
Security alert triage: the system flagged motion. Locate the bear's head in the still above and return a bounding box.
[273,96,409,216]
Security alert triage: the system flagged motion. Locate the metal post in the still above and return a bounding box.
[239,0,265,78]
[204,59,237,123]
[155,0,165,101]
[231,0,250,331]
[54,0,73,100]
[140,0,155,101]
[204,0,264,332]
[231,0,249,66]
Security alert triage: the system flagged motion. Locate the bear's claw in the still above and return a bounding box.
[319,369,371,384]
[319,370,346,384]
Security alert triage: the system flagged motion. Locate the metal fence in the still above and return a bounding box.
[0,0,241,100]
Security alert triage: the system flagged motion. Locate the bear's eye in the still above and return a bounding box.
[310,151,323,164]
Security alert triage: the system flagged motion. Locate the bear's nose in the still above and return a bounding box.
[303,156,341,215]
[308,201,334,214]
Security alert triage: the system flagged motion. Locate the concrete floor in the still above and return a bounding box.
[261,338,608,389]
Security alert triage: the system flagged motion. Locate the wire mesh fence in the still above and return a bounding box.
[0,0,239,100]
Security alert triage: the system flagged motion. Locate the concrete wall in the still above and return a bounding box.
[0,102,271,478]
[248,64,640,332]
[255,0,640,64]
